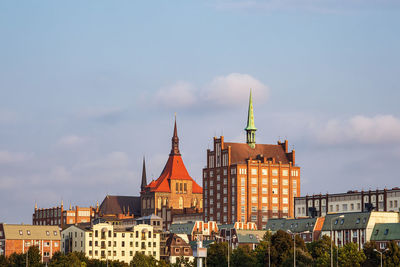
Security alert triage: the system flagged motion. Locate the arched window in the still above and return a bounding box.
[142,200,146,209]
[179,197,183,209]
[200,199,203,209]
[158,198,162,209]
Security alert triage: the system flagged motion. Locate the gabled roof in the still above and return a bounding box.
[265,218,318,233]
[170,222,196,235]
[321,212,371,231]
[99,195,141,216]
[145,119,202,194]
[371,223,400,241]
[224,142,292,164]
[2,224,60,240]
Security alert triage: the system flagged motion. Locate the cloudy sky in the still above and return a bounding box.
[1,0,400,223]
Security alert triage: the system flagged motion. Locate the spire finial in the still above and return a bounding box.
[35,202,37,211]
[245,89,257,148]
[141,156,147,191]
[170,115,181,155]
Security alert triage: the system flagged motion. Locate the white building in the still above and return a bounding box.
[61,222,160,263]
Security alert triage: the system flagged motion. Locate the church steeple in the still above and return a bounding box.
[245,89,257,148]
[141,157,147,191]
[170,115,181,156]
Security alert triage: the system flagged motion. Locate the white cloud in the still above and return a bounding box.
[316,115,400,145]
[0,150,30,164]
[58,135,86,147]
[154,81,197,108]
[153,73,269,109]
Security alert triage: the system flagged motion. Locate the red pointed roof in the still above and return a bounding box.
[146,118,202,194]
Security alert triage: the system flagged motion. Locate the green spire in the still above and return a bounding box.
[245,89,257,148]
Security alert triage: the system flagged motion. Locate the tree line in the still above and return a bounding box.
[1,230,399,266]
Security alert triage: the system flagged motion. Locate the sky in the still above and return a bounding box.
[0,0,400,223]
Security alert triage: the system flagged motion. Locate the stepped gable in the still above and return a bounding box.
[146,118,202,194]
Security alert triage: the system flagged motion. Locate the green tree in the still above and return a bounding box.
[282,248,313,267]
[0,255,9,266]
[338,242,366,267]
[384,240,400,267]
[49,251,84,267]
[171,256,195,267]
[130,252,157,267]
[362,241,380,267]
[307,235,335,266]
[8,252,26,267]
[27,246,43,267]
[254,240,271,267]
[231,246,256,267]
[206,242,229,267]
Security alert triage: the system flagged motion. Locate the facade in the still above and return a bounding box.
[165,233,194,264]
[203,91,300,229]
[135,214,163,231]
[170,221,218,241]
[234,229,267,250]
[0,224,60,262]
[370,223,400,249]
[97,195,141,220]
[32,201,97,228]
[295,187,400,218]
[141,119,203,230]
[320,211,400,249]
[61,222,160,263]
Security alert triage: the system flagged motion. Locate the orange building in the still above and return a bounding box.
[0,224,60,262]
[141,119,203,230]
[32,201,97,228]
[203,91,300,229]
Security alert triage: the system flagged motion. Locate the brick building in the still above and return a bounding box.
[203,91,300,229]
[32,201,97,228]
[141,119,203,230]
[0,224,60,262]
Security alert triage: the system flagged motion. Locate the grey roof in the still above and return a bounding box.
[189,240,215,250]
[371,223,400,241]
[218,224,235,230]
[321,212,371,231]
[170,222,195,235]
[135,214,162,221]
[265,218,317,233]
[236,230,266,244]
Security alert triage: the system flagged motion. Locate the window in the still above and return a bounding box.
[272,169,278,176]
[27,230,31,235]
[272,197,278,204]
[262,187,267,194]
[342,204,348,211]
[262,206,268,212]
[283,188,288,195]
[251,206,257,212]
[251,178,257,184]
[19,230,23,235]
[262,197,267,204]
[262,178,267,185]
[283,198,288,204]
[293,180,297,187]
[241,188,245,196]
[262,168,268,175]
[46,231,50,236]
[241,206,245,213]
[272,188,278,194]
[282,169,288,176]
[251,168,257,175]
[241,178,245,186]
[252,187,257,194]
[251,197,257,203]
[282,179,288,185]
[251,215,257,222]
[272,179,278,185]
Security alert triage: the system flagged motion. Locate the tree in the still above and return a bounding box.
[362,241,380,267]
[307,235,335,267]
[282,248,313,267]
[171,256,195,267]
[49,251,84,267]
[0,255,8,266]
[206,242,229,267]
[27,246,43,267]
[130,252,158,267]
[231,246,256,267]
[384,240,400,267]
[8,252,27,267]
[338,242,366,267]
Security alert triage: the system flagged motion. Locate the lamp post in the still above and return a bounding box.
[287,230,309,267]
[374,248,388,267]
[330,215,344,267]
[267,229,271,267]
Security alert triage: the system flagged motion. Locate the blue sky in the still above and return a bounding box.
[0,0,400,223]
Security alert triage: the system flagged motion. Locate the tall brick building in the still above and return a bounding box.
[141,119,203,230]
[203,91,300,229]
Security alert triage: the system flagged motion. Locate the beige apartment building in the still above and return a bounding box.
[61,222,160,263]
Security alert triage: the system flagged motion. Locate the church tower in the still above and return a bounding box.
[245,89,257,148]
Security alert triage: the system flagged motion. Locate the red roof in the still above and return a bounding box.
[145,119,202,194]
[147,154,202,194]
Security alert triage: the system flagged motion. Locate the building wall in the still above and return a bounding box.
[204,137,300,229]
[366,212,400,243]
[33,205,95,228]
[295,188,400,217]
[4,239,60,261]
[61,223,160,263]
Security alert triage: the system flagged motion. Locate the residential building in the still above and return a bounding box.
[61,222,160,263]
[170,221,218,241]
[32,201,97,228]
[294,187,400,218]
[218,222,257,244]
[265,217,325,242]
[233,229,266,250]
[135,214,163,231]
[370,223,400,249]
[320,211,400,249]
[0,224,60,262]
[203,91,300,229]
[165,233,194,264]
[141,119,203,230]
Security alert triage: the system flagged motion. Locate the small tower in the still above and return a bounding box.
[170,115,181,156]
[245,89,257,148]
[34,202,37,211]
[141,157,147,192]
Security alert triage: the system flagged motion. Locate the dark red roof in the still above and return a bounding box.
[224,142,291,164]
